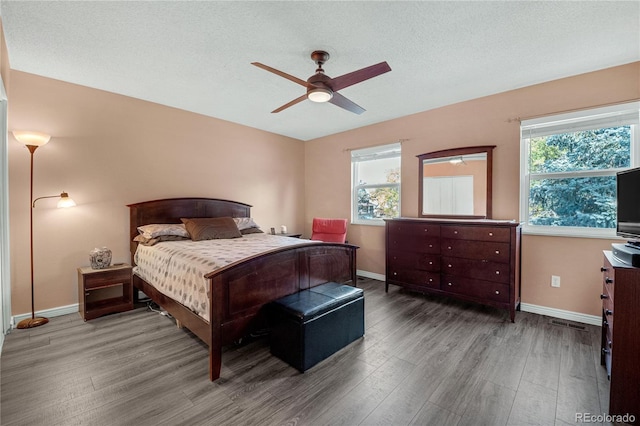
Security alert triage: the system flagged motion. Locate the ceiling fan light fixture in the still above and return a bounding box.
[307,87,333,103]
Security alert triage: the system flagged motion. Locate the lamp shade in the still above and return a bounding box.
[57,192,76,208]
[12,131,51,147]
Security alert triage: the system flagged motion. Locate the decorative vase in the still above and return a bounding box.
[89,247,112,269]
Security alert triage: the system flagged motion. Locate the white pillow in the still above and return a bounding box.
[233,217,261,231]
[137,223,189,239]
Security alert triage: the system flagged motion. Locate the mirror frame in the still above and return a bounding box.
[417,145,496,219]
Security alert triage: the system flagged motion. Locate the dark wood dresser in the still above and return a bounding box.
[600,251,639,423]
[385,218,521,321]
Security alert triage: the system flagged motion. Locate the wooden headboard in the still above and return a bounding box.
[127,197,252,264]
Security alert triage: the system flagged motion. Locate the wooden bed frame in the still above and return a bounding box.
[128,198,357,381]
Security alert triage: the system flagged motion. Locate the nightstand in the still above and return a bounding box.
[78,264,133,321]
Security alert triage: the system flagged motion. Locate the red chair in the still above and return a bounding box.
[311,218,348,243]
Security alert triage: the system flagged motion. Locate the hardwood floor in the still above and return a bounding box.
[1,278,611,426]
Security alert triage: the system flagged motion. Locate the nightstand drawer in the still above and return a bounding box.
[83,268,131,289]
[84,268,131,289]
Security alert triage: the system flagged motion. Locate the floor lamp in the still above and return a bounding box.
[13,131,76,329]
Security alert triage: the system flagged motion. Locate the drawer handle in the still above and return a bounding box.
[495,271,500,275]
[605,309,613,316]
[429,244,433,248]
[605,278,613,284]
[447,246,452,250]
[603,320,609,327]
[424,229,428,232]
[602,348,610,355]
[600,294,609,300]
[429,261,433,265]
[454,230,458,234]
[495,290,500,295]
[428,278,433,282]
[393,272,397,276]
[489,232,493,236]
[608,340,612,349]
[447,282,452,286]
[447,264,452,268]
[85,292,90,296]
[495,250,500,254]
[600,267,608,272]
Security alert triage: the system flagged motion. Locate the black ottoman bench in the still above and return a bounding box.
[269,282,364,372]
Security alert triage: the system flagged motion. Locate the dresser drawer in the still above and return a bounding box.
[388,234,440,254]
[441,225,511,242]
[603,311,613,348]
[441,275,510,303]
[387,221,440,237]
[388,269,440,289]
[441,256,510,284]
[388,251,440,272]
[441,239,511,263]
[603,296,614,332]
[604,325,613,378]
[602,267,615,303]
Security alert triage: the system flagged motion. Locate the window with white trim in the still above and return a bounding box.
[351,142,401,225]
[520,102,639,237]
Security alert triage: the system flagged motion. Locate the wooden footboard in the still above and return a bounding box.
[207,243,357,380]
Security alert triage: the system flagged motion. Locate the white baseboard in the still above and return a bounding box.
[356,270,385,282]
[520,303,601,326]
[355,271,600,326]
[7,294,599,335]
[11,303,79,328]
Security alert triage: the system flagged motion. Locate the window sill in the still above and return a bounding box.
[351,219,387,227]
[522,225,621,239]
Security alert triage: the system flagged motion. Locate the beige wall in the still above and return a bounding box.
[305,62,640,317]
[5,45,638,319]
[7,71,305,316]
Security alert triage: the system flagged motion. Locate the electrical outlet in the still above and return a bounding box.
[551,275,561,288]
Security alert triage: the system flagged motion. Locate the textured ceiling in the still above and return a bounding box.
[1,1,639,141]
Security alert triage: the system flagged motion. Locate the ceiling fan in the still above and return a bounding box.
[252,50,391,114]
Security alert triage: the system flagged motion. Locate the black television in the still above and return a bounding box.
[617,166,640,246]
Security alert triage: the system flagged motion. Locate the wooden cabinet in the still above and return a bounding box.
[600,251,640,423]
[385,218,521,321]
[78,264,133,321]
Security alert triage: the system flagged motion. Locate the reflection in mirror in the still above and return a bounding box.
[418,146,495,219]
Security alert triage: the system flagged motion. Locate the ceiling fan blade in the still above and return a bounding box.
[271,94,308,113]
[251,62,309,87]
[329,92,365,115]
[330,62,392,92]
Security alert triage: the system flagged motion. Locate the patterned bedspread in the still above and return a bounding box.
[133,233,314,321]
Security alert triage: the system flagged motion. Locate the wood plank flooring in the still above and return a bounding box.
[0,278,611,426]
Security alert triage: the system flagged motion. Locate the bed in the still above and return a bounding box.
[128,197,358,381]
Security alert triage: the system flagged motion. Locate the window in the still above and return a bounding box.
[351,142,401,225]
[520,102,639,237]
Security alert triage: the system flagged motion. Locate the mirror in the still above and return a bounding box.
[418,145,495,219]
